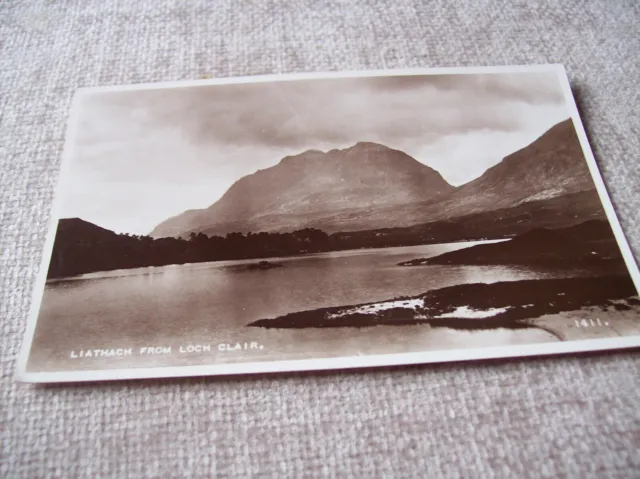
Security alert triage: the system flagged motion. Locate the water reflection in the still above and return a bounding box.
[31,242,572,372]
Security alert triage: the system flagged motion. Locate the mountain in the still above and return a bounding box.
[321,118,602,228]
[149,142,454,238]
[47,218,220,278]
[48,218,147,278]
[151,118,602,238]
[440,118,595,214]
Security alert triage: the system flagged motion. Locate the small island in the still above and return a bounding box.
[245,260,283,271]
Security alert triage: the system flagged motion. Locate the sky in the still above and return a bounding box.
[62,71,570,235]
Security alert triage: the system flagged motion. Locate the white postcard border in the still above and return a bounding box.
[15,64,640,383]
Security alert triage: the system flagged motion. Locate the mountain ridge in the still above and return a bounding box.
[150,118,596,238]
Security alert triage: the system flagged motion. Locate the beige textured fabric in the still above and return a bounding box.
[2,1,639,476]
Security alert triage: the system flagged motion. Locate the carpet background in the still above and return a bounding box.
[1,1,639,477]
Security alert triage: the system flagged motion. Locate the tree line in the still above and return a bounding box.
[46,209,535,279]
[47,223,337,278]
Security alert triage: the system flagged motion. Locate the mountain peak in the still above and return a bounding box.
[279,148,325,165]
[281,142,392,162]
[451,117,594,211]
[347,141,391,151]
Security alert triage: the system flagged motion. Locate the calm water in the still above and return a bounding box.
[29,242,566,371]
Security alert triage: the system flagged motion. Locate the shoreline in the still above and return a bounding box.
[46,239,502,282]
[248,275,640,338]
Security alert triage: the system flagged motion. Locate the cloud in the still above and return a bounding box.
[67,71,570,233]
[417,72,566,105]
[76,71,566,152]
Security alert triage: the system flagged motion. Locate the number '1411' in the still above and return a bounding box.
[575,318,609,328]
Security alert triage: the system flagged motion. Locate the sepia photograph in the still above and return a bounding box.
[17,65,640,382]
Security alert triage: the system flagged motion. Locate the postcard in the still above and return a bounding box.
[15,65,640,383]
